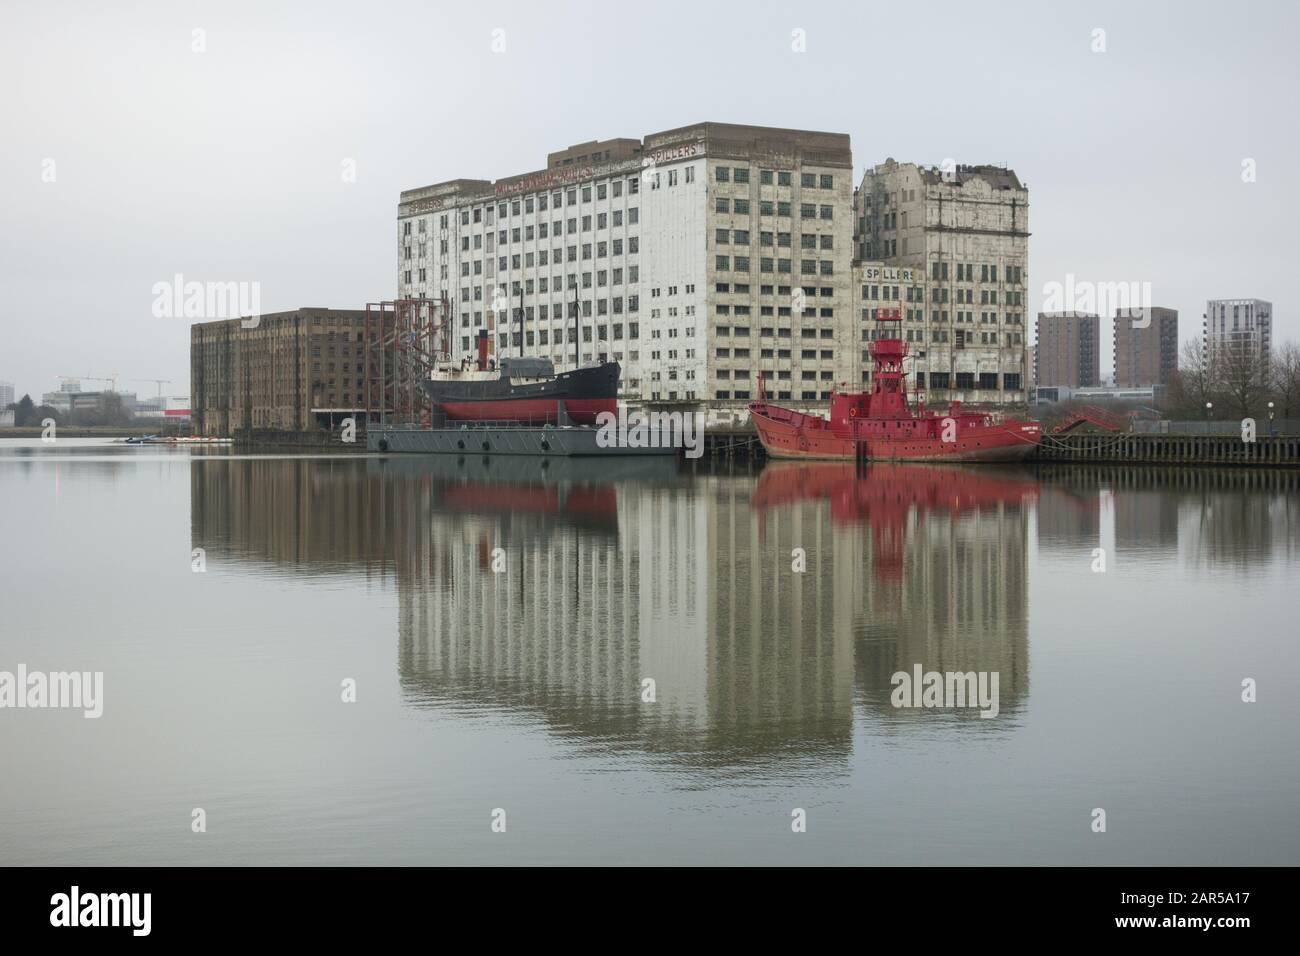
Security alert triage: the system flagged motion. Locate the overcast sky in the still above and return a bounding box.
[2,0,1296,400]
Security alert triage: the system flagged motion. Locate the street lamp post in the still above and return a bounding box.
[1268,400,1276,437]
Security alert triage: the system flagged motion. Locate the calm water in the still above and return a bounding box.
[1,439,1297,865]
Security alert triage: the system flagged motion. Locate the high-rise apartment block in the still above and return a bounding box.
[1204,298,1272,365]
[1113,307,1178,387]
[1035,312,1100,389]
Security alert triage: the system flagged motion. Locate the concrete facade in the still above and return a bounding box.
[1035,312,1100,389]
[190,308,368,436]
[854,160,1030,405]
[1113,307,1178,387]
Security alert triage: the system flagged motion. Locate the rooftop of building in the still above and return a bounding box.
[399,121,854,211]
[865,157,1025,191]
[189,308,369,331]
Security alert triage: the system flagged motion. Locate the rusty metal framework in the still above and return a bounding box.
[363,296,452,427]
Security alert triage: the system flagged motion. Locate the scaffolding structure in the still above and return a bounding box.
[363,296,451,427]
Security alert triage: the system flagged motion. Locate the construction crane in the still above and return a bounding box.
[63,374,120,392]
[133,378,172,398]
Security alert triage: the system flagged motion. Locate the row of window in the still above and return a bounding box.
[492,325,638,347]
[445,236,640,271]
[714,198,836,219]
[718,306,836,320]
[429,207,644,254]
[440,266,641,290]
[714,390,816,400]
[408,233,643,267]
[888,372,1023,390]
[711,328,824,341]
[717,347,836,361]
[860,284,1025,306]
[401,165,839,240]
[861,328,1025,345]
[454,297,646,326]
[715,228,834,249]
[647,349,696,360]
[647,166,694,189]
[649,391,703,400]
[719,369,836,383]
[717,326,836,339]
[403,180,648,236]
[715,256,834,275]
[932,262,1026,284]
[401,271,649,299]
[715,283,834,297]
[716,168,835,189]
[860,307,1026,325]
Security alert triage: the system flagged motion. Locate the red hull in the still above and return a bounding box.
[750,403,1041,462]
[437,397,615,426]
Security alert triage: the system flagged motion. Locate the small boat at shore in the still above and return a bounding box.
[749,308,1041,462]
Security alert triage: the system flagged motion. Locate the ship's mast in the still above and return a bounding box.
[868,306,912,418]
[572,282,580,369]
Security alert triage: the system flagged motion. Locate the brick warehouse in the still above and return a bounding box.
[190,308,372,436]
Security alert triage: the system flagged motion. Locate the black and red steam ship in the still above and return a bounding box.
[422,330,619,425]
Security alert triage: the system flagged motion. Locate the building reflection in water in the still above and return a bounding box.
[752,462,1036,726]
[1033,466,1300,572]
[188,453,1298,774]
[190,456,393,578]
[189,455,1061,773]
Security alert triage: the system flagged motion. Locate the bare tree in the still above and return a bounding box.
[1217,342,1270,419]
[1271,341,1300,419]
[1172,339,1218,416]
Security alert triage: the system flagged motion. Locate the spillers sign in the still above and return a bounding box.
[644,141,705,166]
[402,194,448,216]
[861,265,915,283]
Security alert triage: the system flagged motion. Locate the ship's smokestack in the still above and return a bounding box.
[477,329,489,371]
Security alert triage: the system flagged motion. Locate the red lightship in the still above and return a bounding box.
[748,308,1041,462]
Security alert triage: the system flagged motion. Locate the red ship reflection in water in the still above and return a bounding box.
[751,461,1039,584]
[439,480,617,524]
[380,455,680,574]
